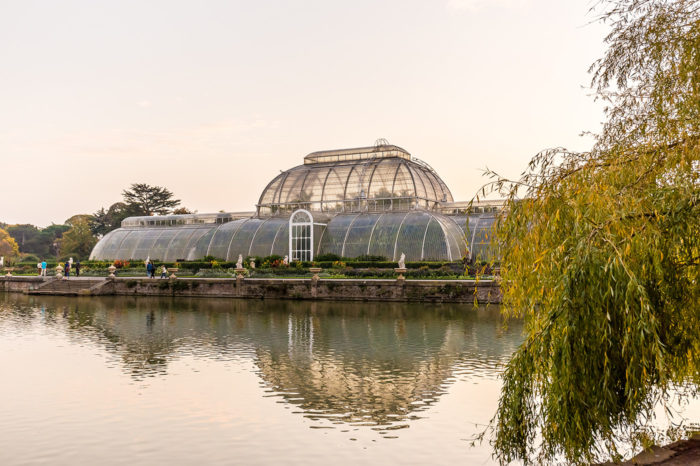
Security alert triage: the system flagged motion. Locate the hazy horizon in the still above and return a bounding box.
[1,0,608,227]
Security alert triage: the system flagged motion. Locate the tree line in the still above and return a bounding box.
[0,183,187,263]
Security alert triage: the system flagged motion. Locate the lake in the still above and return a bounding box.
[0,293,522,465]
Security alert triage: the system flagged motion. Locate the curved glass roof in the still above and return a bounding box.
[257,145,453,215]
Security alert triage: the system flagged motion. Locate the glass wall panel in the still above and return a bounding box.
[395,212,431,261]
[318,214,360,257]
[392,162,414,198]
[187,227,219,260]
[249,218,287,257]
[468,215,497,262]
[407,164,428,200]
[131,229,166,260]
[342,215,380,257]
[206,220,246,260]
[271,222,290,256]
[91,229,131,260]
[366,212,409,261]
[321,168,347,212]
[182,227,216,261]
[226,219,265,260]
[163,228,199,262]
[149,229,178,261]
[421,218,448,260]
[116,230,141,260]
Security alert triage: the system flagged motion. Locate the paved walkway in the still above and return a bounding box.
[604,436,700,465]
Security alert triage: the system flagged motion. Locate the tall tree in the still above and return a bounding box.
[485,1,700,463]
[0,228,20,261]
[90,202,142,237]
[59,218,97,260]
[122,183,180,216]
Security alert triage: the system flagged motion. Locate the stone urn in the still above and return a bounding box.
[107,265,116,279]
[394,267,407,282]
[309,267,322,282]
[235,266,246,278]
[4,267,15,277]
[167,267,179,279]
[55,264,64,279]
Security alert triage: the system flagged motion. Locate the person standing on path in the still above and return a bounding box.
[74,261,81,277]
[64,260,70,278]
[41,260,47,277]
[160,265,167,279]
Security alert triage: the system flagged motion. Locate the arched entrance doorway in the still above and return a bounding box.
[289,209,314,262]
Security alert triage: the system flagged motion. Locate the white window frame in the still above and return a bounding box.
[289,209,314,262]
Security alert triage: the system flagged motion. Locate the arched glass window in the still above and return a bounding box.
[289,209,314,262]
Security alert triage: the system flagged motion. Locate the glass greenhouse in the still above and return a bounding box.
[90,142,500,262]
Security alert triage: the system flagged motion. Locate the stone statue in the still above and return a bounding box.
[398,253,406,269]
[69,257,73,265]
[250,258,256,269]
[0,256,3,267]
[236,254,243,269]
[283,255,289,265]
[145,255,150,265]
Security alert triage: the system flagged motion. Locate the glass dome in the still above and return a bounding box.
[257,145,453,215]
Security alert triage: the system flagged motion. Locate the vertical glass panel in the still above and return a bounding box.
[249,218,286,257]
[418,167,438,201]
[132,229,165,260]
[149,229,178,261]
[164,228,199,262]
[407,165,428,200]
[342,214,380,258]
[367,212,408,261]
[368,159,397,202]
[318,214,359,257]
[435,215,468,261]
[92,229,130,260]
[343,166,361,203]
[468,215,497,262]
[422,218,449,260]
[183,227,217,261]
[279,171,311,211]
[116,230,141,260]
[271,222,289,256]
[188,227,219,260]
[227,219,264,260]
[395,212,431,261]
[206,220,246,260]
[321,168,347,212]
[392,162,415,199]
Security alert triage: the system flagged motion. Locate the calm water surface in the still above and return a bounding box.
[0,293,523,465]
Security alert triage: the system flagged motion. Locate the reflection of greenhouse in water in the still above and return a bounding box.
[90,141,501,262]
[13,295,521,428]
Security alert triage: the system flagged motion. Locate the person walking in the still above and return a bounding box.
[41,260,47,277]
[146,261,154,278]
[64,260,70,278]
[160,265,167,279]
[74,261,81,277]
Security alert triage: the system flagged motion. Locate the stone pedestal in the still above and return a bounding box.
[394,267,407,283]
[56,265,64,279]
[107,265,116,280]
[309,267,322,282]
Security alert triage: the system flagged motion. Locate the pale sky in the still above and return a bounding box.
[1,0,608,227]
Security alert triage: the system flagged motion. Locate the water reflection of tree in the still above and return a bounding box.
[0,294,522,427]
